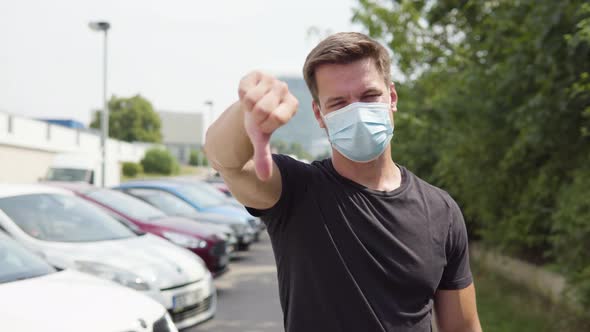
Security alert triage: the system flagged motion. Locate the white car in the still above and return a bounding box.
[0,231,178,332]
[0,184,216,329]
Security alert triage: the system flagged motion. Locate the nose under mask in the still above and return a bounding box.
[321,102,394,162]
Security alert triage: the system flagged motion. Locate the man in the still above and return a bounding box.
[205,32,482,332]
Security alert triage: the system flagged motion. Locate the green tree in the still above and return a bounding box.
[354,0,590,304]
[91,94,162,143]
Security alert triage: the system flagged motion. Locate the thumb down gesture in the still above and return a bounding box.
[238,71,299,181]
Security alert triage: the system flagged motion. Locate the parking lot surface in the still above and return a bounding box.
[188,232,283,332]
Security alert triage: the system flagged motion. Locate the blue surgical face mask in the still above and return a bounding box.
[321,102,394,162]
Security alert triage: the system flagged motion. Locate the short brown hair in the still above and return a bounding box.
[303,32,392,103]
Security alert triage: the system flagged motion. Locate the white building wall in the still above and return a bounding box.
[159,111,205,145]
[0,145,55,183]
[0,111,151,184]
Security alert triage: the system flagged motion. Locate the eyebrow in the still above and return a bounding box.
[361,87,383,96]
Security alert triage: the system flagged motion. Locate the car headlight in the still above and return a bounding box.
[74,261,152,291]
[162,231,208,249]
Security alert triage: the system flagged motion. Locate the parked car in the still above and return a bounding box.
[165,178,265,240]
[0,231,177,332]
[204,174,232,197]
[46,181,232,276]
[0,184,216,329]
[116,181,255,250]
[44,152,121,186]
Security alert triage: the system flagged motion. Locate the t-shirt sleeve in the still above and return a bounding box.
[245,154,309,223]
[437,200,473,290]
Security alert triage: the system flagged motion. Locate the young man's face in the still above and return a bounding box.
[312,57,397,129]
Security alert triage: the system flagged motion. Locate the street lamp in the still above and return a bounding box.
[204,100,214,122]
[89,21,110,187]
[203,99,214,141]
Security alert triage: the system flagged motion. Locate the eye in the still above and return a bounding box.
[363,94,381,100]
[329,102,345,109]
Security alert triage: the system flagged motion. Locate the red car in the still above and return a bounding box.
[46,182,230,277]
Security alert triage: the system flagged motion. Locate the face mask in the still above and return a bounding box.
[321,102,394,162]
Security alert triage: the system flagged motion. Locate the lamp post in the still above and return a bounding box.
[89,21,110,187]
[203,100,214,140]
[204,100,214,124]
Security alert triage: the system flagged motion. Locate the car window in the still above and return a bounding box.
[46,168,91,183]
[0,194,136,242]
[175,185,225,209]
[0,233,55,283]
[102,210,147,235]
[192,181,229,201]
[124,188,200,218]
[85,189,166,221]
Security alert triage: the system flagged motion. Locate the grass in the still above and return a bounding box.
[473,262,589,332]
[122,165,209,182]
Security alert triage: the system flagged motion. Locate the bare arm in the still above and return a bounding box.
[434,284,482,332]
[204,71,298,210]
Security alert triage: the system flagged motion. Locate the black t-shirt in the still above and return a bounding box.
[247,155,473,332]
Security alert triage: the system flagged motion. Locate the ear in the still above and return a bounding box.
[389,82,398,113]
[312,100,326,129]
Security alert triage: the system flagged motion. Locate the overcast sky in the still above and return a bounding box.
[0,0,361,124]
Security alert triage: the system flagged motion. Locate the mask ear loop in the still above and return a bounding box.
[319,107,332,138]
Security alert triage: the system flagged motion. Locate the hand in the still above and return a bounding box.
[238,71,298,181]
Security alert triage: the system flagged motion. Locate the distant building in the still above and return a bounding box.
[0,111,150,184]
[158,111,206,164]
[273,77,329,158]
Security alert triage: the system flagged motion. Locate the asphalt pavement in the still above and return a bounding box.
[187,232,283,332]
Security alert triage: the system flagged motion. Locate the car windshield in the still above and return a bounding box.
[85,189,166,221]
[125,189,201,219]
[0,194,136,242]
[175,185,225,209]
[46,168,91,182]
[0,233,56,284]
[190,181,229,201]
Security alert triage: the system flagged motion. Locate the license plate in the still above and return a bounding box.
[173,290,202,310]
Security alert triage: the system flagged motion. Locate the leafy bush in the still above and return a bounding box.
[189,150,199,166]
[141,148,179,175]
[189,149,208,166]
[551,164,590,307]
[122,162,142,177]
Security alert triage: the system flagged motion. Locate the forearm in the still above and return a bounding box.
[204,101,254,171]
[434,285,482,332]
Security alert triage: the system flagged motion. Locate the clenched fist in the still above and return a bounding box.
[238,71,299,181]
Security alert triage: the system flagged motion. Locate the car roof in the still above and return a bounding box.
[119,180,183,189]
[42,181,97,194]
[0,184,73,199]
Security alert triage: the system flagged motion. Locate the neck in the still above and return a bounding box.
[331,147,401,192]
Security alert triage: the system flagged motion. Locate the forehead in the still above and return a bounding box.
[315,58,386,102]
